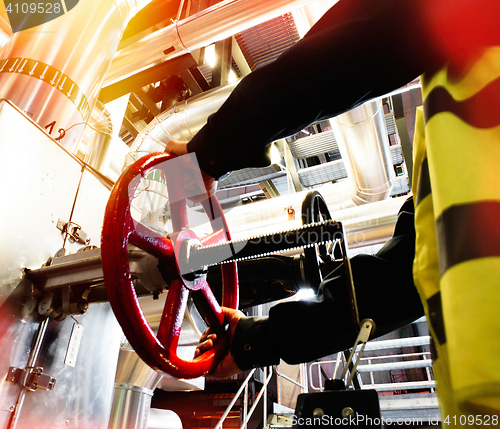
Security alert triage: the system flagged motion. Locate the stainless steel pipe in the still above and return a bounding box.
[330,100,395,205]
[105,0,318,86]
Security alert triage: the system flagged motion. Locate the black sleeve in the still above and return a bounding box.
[187,0,444,179]
[231,198,423,369]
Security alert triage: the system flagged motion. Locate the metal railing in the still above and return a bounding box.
[214,367,273,429]
[215,362,309,429]
[308,336,434,392]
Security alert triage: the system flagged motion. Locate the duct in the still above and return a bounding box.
[289,130,339,159]
[77,101,114,172]
[390,175,411,197]
[298,159,347,187]
[104,0,319,86]
[330,100,396,205]
[108,341,164,429]
[0,0,151,153]
[126,79,241,165]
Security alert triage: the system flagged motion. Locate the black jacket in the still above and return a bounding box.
[187,0,500,181]
[230,198,423,369]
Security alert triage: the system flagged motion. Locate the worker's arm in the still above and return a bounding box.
[171,0,500,182]
[186,0,443,179]
[196,199,423,377]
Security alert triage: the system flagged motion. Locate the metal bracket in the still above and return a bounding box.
[57,219,90,245]
[7,366,56,392]
[341,319,376,389]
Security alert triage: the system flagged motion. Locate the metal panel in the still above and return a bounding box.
[66,169,113,253]
[218,164,287,188]
[390,144,404,165]
[288,130,338,160]
[0,100,81,305]
[298,159,347,187]
[0,283,42,429]
[16,303,122,429]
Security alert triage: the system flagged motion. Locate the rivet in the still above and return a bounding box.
[342,407,355,418]
[312,408,324,418]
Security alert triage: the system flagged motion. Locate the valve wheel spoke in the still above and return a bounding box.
[157,279,189,349]
[129,221,175,261]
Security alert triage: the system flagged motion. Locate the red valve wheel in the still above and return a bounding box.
[101,152,238,379]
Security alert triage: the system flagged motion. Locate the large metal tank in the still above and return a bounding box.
[0,0,150,152]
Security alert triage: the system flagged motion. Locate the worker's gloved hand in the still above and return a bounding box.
[194,306,245,378]
[165,140,217,203]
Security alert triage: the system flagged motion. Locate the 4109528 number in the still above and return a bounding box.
[5,3,62,14]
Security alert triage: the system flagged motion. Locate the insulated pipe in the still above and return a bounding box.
[221,189,406,249]
[148,409,183,429]
[330,100,395,205]
[126,79,240,165]
[104,0,318,86]
[0,0,151,153]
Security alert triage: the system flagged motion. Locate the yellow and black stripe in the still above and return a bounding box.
[412,47,500,419]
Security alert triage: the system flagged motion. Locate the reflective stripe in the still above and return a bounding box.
[424,77,500,127]
[436,201,500,276]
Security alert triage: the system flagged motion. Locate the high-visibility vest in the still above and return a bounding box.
[412,47,500,424]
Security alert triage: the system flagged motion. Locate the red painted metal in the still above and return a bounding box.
[101,152,238,379]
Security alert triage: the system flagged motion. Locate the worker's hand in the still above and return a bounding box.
[165,139,189,157]
[165,140,217,203]
[195,306,245,378]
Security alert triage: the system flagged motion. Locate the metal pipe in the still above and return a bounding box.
[126,79,241,165]
[108,384,154,429]
[8,317,49,429]
[114,343,163,390]
[356,359,433,373]
[362,381,436,391]
[108,343,163,429]
[105,0,318,86]
[263,367,267,429]
[330,100,396,205]
[359,336,432,352]
[0,0,151,153]
[147,409,183,429]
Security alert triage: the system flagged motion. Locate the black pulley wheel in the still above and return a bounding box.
[301,190,337,291]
